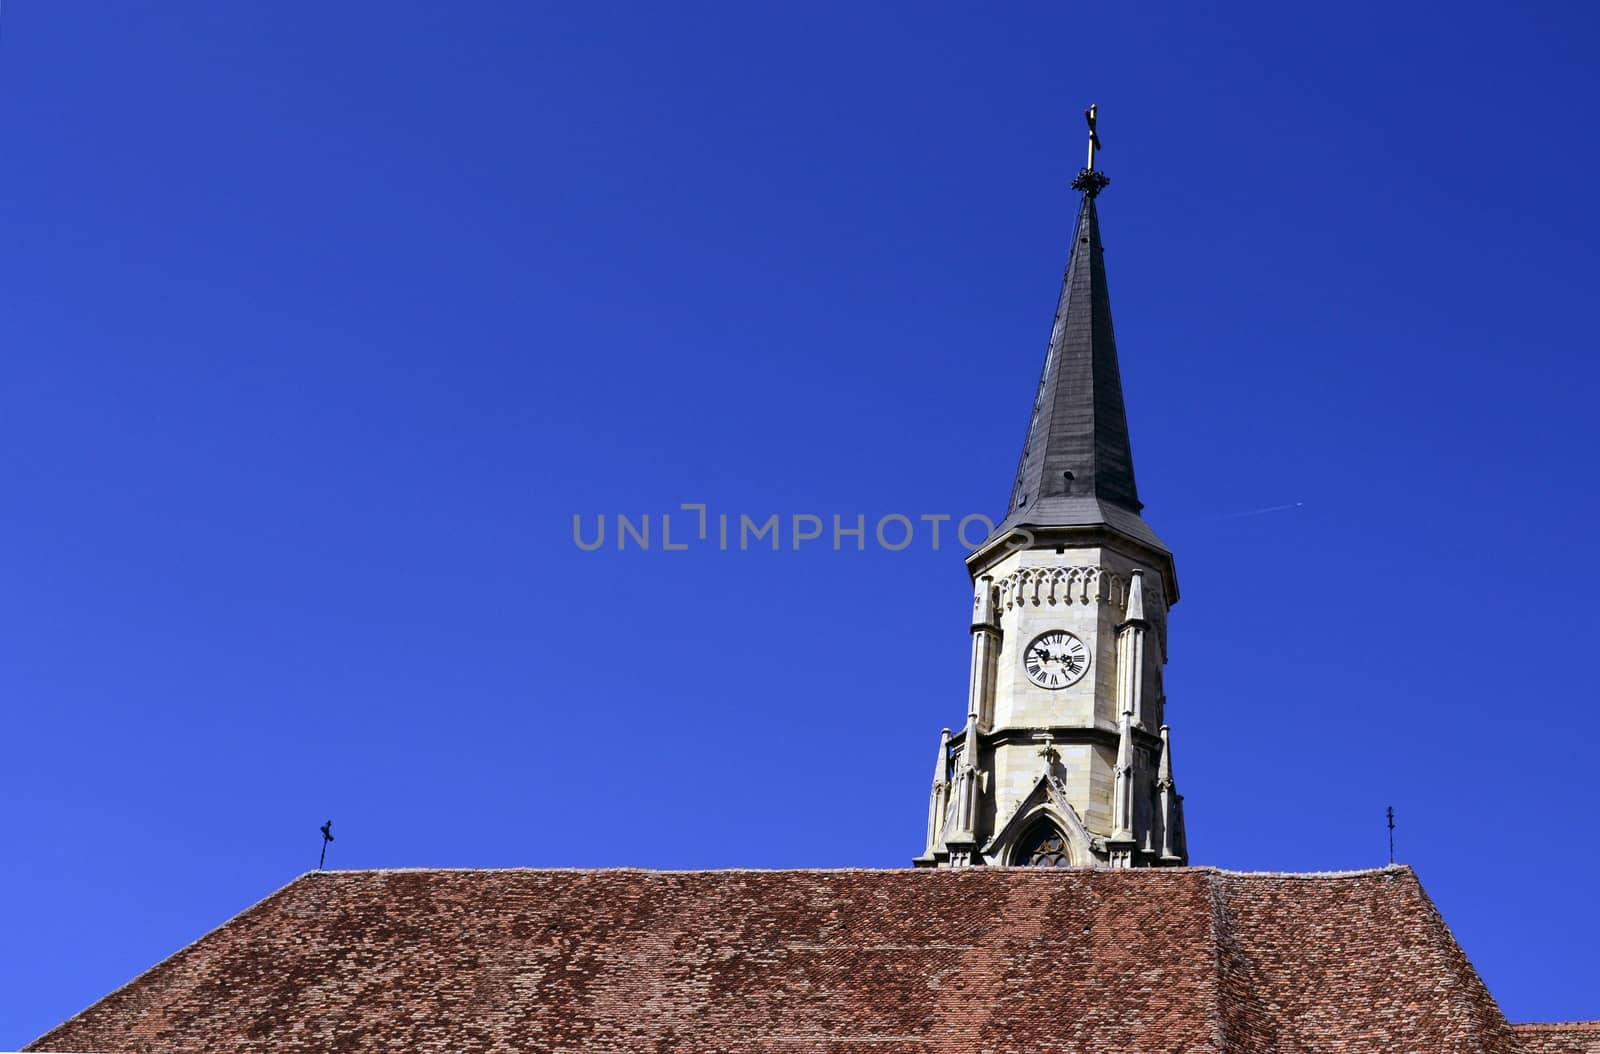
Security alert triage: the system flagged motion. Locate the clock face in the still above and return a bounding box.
[1024,630,1090,689]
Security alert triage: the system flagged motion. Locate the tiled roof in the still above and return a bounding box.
[27,865,1554,1053]
[1515,1022,1600,1054]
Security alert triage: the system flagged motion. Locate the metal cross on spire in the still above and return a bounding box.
[1084,103,1102,171]
[1071,104,1111,198]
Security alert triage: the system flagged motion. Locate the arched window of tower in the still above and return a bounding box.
[1013,820,1073,868]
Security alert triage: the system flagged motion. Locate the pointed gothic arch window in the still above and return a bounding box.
[1013,819,1072,868]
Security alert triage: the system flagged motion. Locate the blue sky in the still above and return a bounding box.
[4,0,1598,1043]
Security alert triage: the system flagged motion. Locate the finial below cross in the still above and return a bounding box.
[1033,731,1059,765]
[1084,104,1102,171]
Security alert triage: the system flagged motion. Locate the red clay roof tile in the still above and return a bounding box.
[1515,1022,1600,1054]
[25,866,1562,1053]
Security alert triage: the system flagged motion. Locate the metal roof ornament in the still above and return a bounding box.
[1071,103,1111,198]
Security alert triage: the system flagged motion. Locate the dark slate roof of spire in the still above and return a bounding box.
[999,183,1167,554]
[27,866,1548,1053]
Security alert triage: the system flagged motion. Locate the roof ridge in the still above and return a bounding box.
[1200,871,1232,1054]
[1205,871,1279,1054]
[291,864,1410,879]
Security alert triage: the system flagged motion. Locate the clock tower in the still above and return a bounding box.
[916,132,1187,869]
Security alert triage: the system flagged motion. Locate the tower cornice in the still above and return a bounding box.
[947,722,1165,755]
[964,523,1179,607]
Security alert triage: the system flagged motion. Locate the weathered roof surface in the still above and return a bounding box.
[1000,188,1166,556]
[1515,1022,1600,1053]
[29,866,1540,1053]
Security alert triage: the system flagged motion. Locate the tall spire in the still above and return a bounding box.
[998,126,1167,557]
[922,107,1187,871]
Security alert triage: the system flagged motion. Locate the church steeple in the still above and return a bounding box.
[996,166,1171,563]
[919,108,1187,870]
[1005,183,1141,522]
